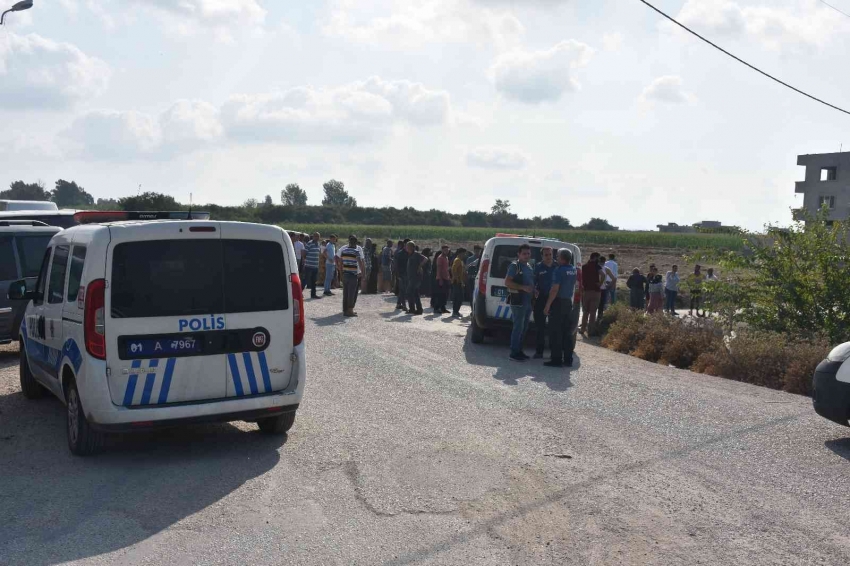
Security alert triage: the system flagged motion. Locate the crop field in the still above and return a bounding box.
[280,223,744,250]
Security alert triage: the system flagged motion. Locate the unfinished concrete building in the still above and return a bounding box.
[796,152,850,222]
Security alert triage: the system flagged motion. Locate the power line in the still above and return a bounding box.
[818,0,850,20]
[637,0,850,116]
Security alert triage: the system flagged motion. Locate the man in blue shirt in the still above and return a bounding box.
[505,244,534,362]
[532,247,556,359]
[543,248,578,367]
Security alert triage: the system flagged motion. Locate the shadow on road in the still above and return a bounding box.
[462,329,577,392]
[0,386,284,565]
[311,313,348,327]
[824,438,850,461]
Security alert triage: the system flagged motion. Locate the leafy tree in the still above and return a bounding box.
[118,192,181,211]
[462,210,490,227]
[543,215,572,229]
[321,180,357,207]
[263,195,273,207]
[1,180,50,201]
[95,197,120,209]
[243,198,259,209]
[491,199,511,215]
[281,183,308,206]
[709,208,850,344]
[580,217,619,231]
[51,179,94,208]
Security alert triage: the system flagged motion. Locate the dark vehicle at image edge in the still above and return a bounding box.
[0,221,60,344]
[812,342,850,426]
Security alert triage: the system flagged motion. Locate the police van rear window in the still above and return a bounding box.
[489,246,545,279]
[111,240,288,318]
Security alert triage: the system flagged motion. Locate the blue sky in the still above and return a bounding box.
[1,0,848,230]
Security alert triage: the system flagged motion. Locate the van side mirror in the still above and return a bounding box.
[7,279,40,301]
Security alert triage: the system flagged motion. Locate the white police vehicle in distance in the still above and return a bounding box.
[8,211,306,455]
[812,342,850,427]
[471,234,582,344]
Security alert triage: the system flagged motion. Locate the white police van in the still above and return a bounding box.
[812,342,850,427]
[9,212,306,455]
[471,234,582,344]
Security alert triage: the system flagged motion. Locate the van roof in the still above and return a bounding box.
[0,200,59,212]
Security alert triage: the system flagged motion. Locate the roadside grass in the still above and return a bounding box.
[280,224,743,251]
[598,304,828,396]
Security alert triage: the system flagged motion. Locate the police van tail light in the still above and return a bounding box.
[478,258,490,295]
[574,266,583,304]
[291,274,305,346]
[85,278,106,360]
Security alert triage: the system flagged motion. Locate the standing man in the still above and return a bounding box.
[604,253,619,305]
[380,239,393,293]
[406,242,427,315]
[533,247,556,359]
[361,238,374,293]
[505,244,534,362]
[580,252,605,335]
[394,240,410,310]
[302,232,321,299]
[665,264,680,316]
[434,245,451,314]
[465,245,483,305]
[337,235,365,317]
[292,233,306,276]
[688,264,704,316]
[544,248,578,367]
[451,248,467,317]
[323,234,337,296]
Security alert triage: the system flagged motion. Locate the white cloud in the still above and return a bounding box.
[0,32,110,110]
[640,75,696,104]
[491,39,593,103]
[466,146,529,169]
[602,32,624,51]
[221,77,451,144]
[323,0,525,50]
[670,0,845,52]
[141,0,266,26]
[160,100,223,147]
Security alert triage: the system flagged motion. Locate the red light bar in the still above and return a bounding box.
[189,226,216,232]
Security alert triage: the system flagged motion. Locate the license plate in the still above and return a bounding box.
[491,286,508,298]
[124,336,202,358]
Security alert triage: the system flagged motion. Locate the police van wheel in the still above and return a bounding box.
[66,380,103,456]
[470,318,485,344]
[19,341,45,400]
[257,411,296,435]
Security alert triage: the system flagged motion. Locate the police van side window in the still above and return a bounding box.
[66,246,87,303]
[47,246,69,304]
[33,248,52,306]
[0,237,17,281]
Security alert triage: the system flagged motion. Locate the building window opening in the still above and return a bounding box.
[819,195,836,209]
[820,167,837,181]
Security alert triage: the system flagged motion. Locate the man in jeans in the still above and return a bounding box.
[543,249,578,367]
[302,232,321,299]
[532,247,556,359]
[323,234,337,296]
[505,244,534,362]
[580,252,605,335]
[665,264,680,315]
[336,235,365,317]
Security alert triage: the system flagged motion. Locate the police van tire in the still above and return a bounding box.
[66,380,103,456]
[257,411,296,434]
[470,318,485,344]
[19,342,45,400]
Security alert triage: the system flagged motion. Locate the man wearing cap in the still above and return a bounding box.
[336,235,365,317]
[543,248,578,367]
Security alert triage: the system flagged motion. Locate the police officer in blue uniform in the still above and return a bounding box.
[543,248,578,368]
[532,247,556,359]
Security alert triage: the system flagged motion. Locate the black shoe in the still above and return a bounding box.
[509,354,525,362]
[311,294,319,299]
[396,305,404,310]
[544,360,564,368]
[324,291,334,296]
[566,356,574,366]
[533,352,544,359]
[519,352,531,360]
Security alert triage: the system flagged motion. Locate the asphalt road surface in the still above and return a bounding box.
[2,294,850,565]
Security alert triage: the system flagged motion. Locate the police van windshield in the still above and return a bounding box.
[111,240,289,318]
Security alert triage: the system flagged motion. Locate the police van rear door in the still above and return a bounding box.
[219,223,293,398]
[105,222,228,406]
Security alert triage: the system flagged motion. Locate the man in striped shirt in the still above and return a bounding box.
[302,232,321,299]
[336,235,365,317]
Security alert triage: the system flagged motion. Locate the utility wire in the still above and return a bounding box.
[637,0,850,116]
[818,0,850,20]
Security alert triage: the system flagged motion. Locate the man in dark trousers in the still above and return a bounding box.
[405,241,427,315]
[543,248,578,368]
[394,240,410,311]
[336,235,365,317]
[532,246,556,359]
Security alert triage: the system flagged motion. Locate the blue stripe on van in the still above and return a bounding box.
[495,305,503,319]
[242,352,259,395]
[140,359,159,405]
[158,358,176,404]
[257,351,272,393]
[123,360,142,406]
[227,354,244,397]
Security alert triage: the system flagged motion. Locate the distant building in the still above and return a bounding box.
[796,151,850,222]
[657,221,730,233]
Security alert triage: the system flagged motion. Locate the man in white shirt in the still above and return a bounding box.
[323,234,338,296]
[665,264,680,316]
[604,253,619,305]
[292,233,306,274]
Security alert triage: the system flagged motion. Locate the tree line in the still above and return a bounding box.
[2,178,620,231]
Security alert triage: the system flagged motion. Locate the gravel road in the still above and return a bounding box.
[2,294,850,565]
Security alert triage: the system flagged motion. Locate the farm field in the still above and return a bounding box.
[280,223,743,251]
